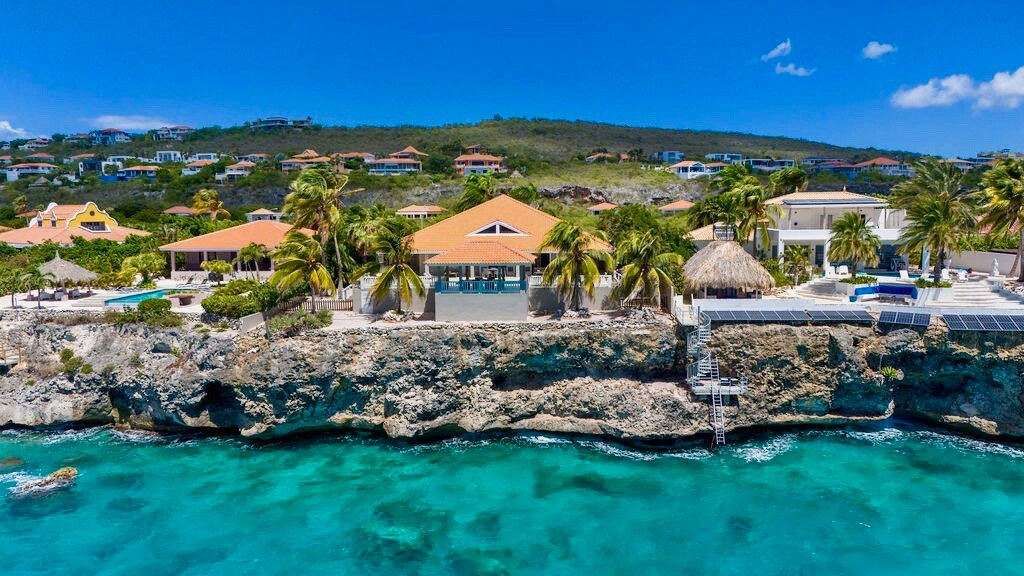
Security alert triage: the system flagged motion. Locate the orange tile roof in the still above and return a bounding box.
[247,208,278,215]
[425,240,537,266]
[396,145,428,157]
[704,162,728,168]
[121,165,160,171]
[454,153,504,162]
[163,205,195,215]
[186,160,214,168]
[158,220,313,252]
[408,194,612,254]
[659,199,694,211]
[9,163,57,169]
[38,204,88,220]
[226,161,255,169]
[293,149,320,159]
[397,204,446,214]
[589,202,618,211]
[0,224,149,246]
[669,160,704,168]
[26,153,55,159]
[368,157,420,165]
[70,153,96,159]
[332,151,374,159]
[854,157,899,167]
[766,190,885,205]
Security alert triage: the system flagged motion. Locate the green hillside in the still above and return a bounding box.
[45,118,918,164]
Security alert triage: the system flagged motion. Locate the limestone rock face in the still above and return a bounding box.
[1,314,1023,441]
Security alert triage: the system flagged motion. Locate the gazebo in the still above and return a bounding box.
[38,252,98,297]
[684,240,774,299]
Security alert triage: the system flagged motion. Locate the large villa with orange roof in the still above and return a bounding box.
[852,157,914,177]
[357,194,615,321]
[453,152,506,175]
[158,220,313,280]
[366,146,426,175]
[5,162,57,181]
[0,202,149,248]
[281,149,331,171]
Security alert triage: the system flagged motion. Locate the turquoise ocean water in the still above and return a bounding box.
[2,425,1023,575]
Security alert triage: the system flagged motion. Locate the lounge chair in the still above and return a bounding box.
[824,265,837,278]
[957,269,968,282]
[940,269,951,282]
[899,270,910,280]
[837,265,850,276]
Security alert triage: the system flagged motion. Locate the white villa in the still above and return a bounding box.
[186,152,220,163]
[705,153,743,164]
[215,161,255,182]
[154,126,194,140]
[6,163,57,181]
[743,158,796,173]
[155,150,183,163]
[766,190,907,270]
[670,161,708,180]
[181,160,214,176]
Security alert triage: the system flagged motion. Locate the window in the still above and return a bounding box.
[469,221,525,236]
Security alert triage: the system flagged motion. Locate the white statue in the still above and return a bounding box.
[993,258,1000,277]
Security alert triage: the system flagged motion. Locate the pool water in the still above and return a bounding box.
[2,425,1024,575]
[103,289,166,307]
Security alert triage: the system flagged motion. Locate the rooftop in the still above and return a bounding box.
[659,199,694,212]
[425,240,536,266]
[766,190,887,206]
[159,220,312,252]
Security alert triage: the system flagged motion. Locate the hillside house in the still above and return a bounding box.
[250,116,313,129]
[852,157,914,177]
[670,160,708,180]
[454,153,505,175]
[397,205,446,221]
[91,129,131,145]
[215,161,255,182]
[743,158,796,173]
[246,208,282,222]
[705,153,743,164]
[154,126,194,140]
[25,152,55,163]
[181,160,214,176]
[117,165,159,180]
[236,153,269,163]
[0,201,148,247]
[5,163,57,181]
[650,151,685,163]
[159,220,311,280]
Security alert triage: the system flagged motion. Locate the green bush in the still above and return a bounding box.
[80,364,93,375]
[759,259,793,288]
[247,282,282,311]
[112,297,183,327]
[201,292,259,318]
[915,278,953,288]
[217,279,259,296]
[266,309,332,335]
[59,348,85,374]
[838,275,879,285]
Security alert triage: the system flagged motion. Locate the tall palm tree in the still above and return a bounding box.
[687,192,744,230]
[359,229,424,314]
[610,231,683,309]
[21,269,56,309]
[234,243,268,280]
[979,158,1024,280]
[769,166,809,196]
[283,168,360,289]
[0,269,26,308]
[191,189,230,221]
[894,160,977,279]
[540,221,614,311]
[828,213,881,273]
[732,183,782,256]
[453,174,496,212]
[269,232,336,310]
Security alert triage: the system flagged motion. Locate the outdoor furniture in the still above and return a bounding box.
[837,265,850,276]
[899,270,910,281]
[940,269,951,282]
[167,293,195,307]
[824,265,837,278]
[957,270,968,282]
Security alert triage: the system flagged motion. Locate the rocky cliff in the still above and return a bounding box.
[1,314,1022,442]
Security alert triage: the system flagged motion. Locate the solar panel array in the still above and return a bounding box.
[806,309,874,323]
[701,310,808,323]
[877,310,931,327]
[943,313,1024,332]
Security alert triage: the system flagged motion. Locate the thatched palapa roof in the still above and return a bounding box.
[38,252,99,284]
[684,241,774,292]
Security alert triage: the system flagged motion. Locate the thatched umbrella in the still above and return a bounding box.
[684,240,774,296]
[38,252,98,287]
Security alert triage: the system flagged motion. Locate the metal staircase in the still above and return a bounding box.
[685,310,748,446]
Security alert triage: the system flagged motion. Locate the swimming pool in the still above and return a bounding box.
[103,289,166,307]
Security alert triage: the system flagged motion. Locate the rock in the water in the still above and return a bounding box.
[9,466,78,498]
[1,457,26,470]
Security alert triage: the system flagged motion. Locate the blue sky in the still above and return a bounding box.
[1,0,1022,156]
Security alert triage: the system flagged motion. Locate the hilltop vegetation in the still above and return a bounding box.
[45,118,916,165]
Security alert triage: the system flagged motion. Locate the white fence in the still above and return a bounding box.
[948,250,1017,275]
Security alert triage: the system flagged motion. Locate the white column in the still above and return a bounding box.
[823,240,831,269]
[777,237,785,265]
[170,251,176,273]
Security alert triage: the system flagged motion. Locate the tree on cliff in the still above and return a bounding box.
[979,158,1024,280]
[358,228,424,314]
[769,166,809,196]
[828,213,881,273]
[610,231,683,308]
[453,174,496,212]
[893,159,977,279]
[270,231,336,309]
[540,221,614,311]
[283,167,360,289]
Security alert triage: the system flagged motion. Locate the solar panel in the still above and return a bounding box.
[964,316,985,330]
[878,311,898,324]
[912,313,931,327]
[1013,317,1024,331]
[979,316,1000,331]
[944,314,968,331]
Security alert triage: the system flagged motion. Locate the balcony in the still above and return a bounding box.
[434,279,528,294]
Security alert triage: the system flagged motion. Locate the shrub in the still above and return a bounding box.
[112,298,183,327]
[201,292,259,318]
[59,348,85,374]
[267,309,332,335]
[915,278,953,288]
[838,275,879,285]
[247,282,281,311]
[80,364,93,375]
[759,259,793,288]
[218,279,258,296]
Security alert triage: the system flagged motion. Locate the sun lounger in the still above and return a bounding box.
[957,269,968,282]
[899,270,910,280]
[940,269,951,282]
[837,265,850,276]
[824,265,837,278]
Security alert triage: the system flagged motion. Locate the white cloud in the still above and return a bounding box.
[88,114,171,131]
[775,62,815,77]
[0,120,29,139]
[761,39,792,61]
[862,41,897,59]
[891,65,1024,110]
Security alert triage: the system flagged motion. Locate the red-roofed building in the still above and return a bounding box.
[117,165,160,180]
[215,161,255,182]
[454,152,506,175]
[91,128,131,145]
[588,202,618,215]
[366,156,421,175]
[0,201,149,247]
[181,159,214,176]
[6,162,57,181]
[853,157,914,177]
[397,205,446,221]
[158,220,314,280]
[658,199,694,215]
[26,152,55,162]
[19,138,51,151]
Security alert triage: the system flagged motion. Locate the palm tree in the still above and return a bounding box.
[769,166,809,196]
[283,168,359,289]
[828,213,882,273]
[12,195,28,220]
[539,221,614,311]
[191,189,230,221]
[894,160,977,279]
[732,183,782,256]
[359,229,424,314]
[453,174,496,212]
[0,269,26,308]
[21,269,56,309]
[687,192,744,230]
[121,252,166,285]
[782,244,811,285]
[980,158,1024,280]
[610,231,683,309]
[269,232,336,310]
[234,243,268,280]
[200,259,233,285]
